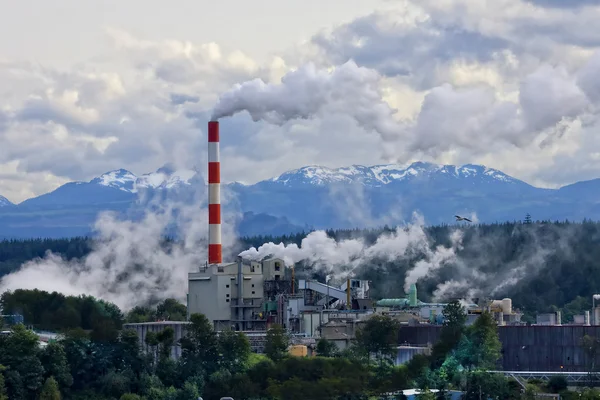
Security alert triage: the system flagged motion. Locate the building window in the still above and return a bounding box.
[252,291,255,295]
[252,284,255,287]
[275,262,281,271]
[226,284,229,288]
[226,299,230,302]
[226,294,229,297]
[251,266,255,272]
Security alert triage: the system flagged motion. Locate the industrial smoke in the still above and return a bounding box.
[211,61,403,143]
[239,212,463,292]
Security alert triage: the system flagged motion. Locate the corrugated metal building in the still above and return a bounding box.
[397,325,600,371]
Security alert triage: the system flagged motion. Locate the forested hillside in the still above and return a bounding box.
[2,220,600,319]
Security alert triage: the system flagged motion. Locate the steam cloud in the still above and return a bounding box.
[0,198,240,311]
[239,213,463,293]
[211,60,404,142]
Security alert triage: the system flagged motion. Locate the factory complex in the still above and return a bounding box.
[126,120,600,373]
[120,120,600,375]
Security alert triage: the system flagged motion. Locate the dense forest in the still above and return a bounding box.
[2,220,600,320]
[1,294,597,399]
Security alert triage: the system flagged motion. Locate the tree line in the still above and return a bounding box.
[3,220,600,319]
[3,298,599,399]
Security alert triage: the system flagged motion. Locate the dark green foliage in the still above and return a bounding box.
[0,309,586,399]
[39,342,73,391]
[354,314,400,363]
[430,300,466,368]
[0,237,91,278]
[0,289,123,332]
[456,311,502,370]
[462,371,520,400]
[547,375,568,393]
[39,376,61,400]
[264,324,289,362]
[316,337,339,357]
[217,329,251,372]
[125,299,187,323]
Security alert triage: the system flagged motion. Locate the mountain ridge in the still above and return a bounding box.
[1,161,600,238]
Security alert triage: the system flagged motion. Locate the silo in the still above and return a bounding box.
[502,298,512,314]
[409,284,417,307]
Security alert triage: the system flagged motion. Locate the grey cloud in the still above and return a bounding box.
[312,12,509,89]
[170,93,200,105]
[312,1,600,91]
[524,0,599,8]
[519,65,589,132]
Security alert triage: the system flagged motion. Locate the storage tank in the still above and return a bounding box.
[490,300,503,311]
[289,345,308,357]
[502,298,512,314]
[585,311,591,326]
[409,284,417,307]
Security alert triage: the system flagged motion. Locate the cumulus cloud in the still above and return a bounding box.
[3,0,600,203]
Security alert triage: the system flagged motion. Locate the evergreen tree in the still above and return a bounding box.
[354,314,400,364]
[38,377,61,400]
[264,324,289,362]
[0,366,7,400]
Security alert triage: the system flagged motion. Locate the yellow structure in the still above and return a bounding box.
[289,345,308,357]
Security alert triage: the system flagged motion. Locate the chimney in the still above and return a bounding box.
[208,121,222,264]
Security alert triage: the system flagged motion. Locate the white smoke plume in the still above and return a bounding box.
[0,197,241,311]
[211,52,600,165]
[211,60,404,143]
[239,212,462,291]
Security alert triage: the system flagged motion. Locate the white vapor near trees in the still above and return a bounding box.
[0,198,241,311]
[239,213,463,292]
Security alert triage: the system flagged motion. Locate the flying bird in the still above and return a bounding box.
[455,215,472,222]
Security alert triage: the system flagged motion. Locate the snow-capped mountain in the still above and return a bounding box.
[90,169,137,193]
[0,195,13,207]
[3,160,600,238]
[89,165,199,193]
[268,162,520,187]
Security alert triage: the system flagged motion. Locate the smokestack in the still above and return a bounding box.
[208,121,222,264]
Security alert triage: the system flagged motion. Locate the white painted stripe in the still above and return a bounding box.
[208,143,220,162]
[208,183,220,204]
[209,224,222,243]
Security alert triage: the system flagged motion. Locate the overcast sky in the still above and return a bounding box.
[1,0,600,203]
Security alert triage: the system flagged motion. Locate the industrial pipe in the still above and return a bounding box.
[237,256,243,328]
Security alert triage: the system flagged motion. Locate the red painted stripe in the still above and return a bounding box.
[209,244,222,264]
[209,204,221,224]
[208,121,219,142]
[208,162,220,183]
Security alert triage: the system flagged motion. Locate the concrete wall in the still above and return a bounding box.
[397,325,600,372]
[123,322,190,360]
[188,274,231,324]
[396,346,430,365]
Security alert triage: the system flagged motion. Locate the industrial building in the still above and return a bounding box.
[374,284,522,326]
[123,119,600,376]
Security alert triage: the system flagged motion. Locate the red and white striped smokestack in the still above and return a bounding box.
[208,120,222,264]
